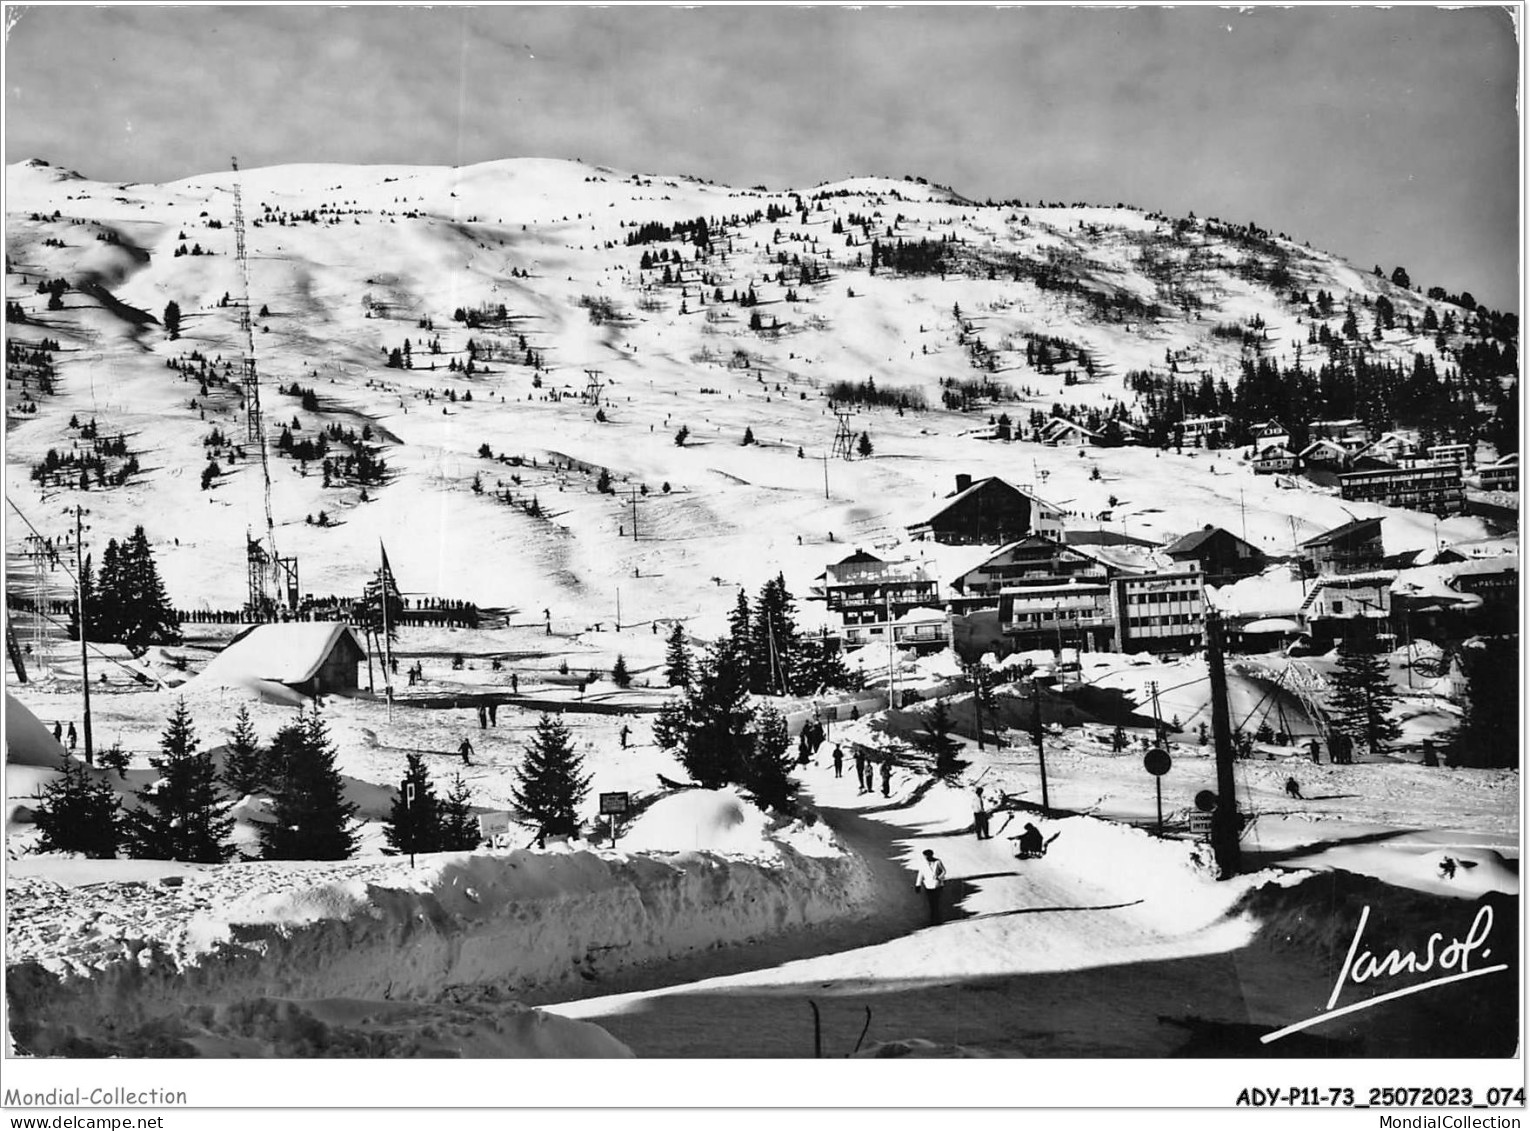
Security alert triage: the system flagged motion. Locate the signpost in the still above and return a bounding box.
[600,791,631,846]
[405,782,416,868]
[1143,746,1171,837]
[477,811,512,849]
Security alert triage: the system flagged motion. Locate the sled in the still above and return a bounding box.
[1010,831,1060,860]
[656,773,701,791]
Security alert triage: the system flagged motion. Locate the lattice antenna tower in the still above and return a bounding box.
[231,157,294,616]
[831,407,857,461]
[583,368,605,406]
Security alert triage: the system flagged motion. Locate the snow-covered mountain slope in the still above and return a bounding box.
[5,156,1513,640]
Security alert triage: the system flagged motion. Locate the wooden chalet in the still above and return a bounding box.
[1162,525,1267,585]
[907,474,1065,545]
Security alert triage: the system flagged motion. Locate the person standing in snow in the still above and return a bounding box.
[619,724,630,749]
[459,737,474,766]
[832,745,844,778]
[52,721,62,745]
[66,722,77,751]
[972,785,990,839]
[477,704,488,729]
[914,849,947,925]
[880,757,892,797]
[853,748,867,793]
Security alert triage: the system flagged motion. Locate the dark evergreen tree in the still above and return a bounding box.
[1448,636,1518,768]
[742,704,796,811]
[260,707,358,860]
[751,574,800,695]
[857,431,873,457]
[675,640,756,788]
[383,751,443,855]
[664,622,694,690]
[163,300,181,340]
[512,714,591,840]
[221,704,264,797]
[125,699,235,863]
[1328,643,1402,753]
[33,760,121,858]
[66,552,95,642]
[727,589,753,671]
[917,698,962,776]
[611,653,632,688]
[439,773,482,851]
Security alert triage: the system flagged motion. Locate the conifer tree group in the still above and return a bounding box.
[70,526,180,651]
[124,698,235,863]
[1327,642,1401,753]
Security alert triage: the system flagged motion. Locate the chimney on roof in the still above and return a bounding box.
[955,473,973,493]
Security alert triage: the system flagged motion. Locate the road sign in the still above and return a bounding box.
[1143,748,1172,776]
[1189,812,1215,839]
[477,811,512,838]
[599,791,631,816]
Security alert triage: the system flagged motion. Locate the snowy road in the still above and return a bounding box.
[542,761,1310,1057]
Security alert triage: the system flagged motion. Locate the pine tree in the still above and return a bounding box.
[439,774,482,851]
[512,714,591,840]
[1327,642,1401,753]
[260,707,358,860]
[917,698,962,776]
[727,589,753,671]
[125,699,235,863]
[33,760,121,857]
[751,574,801,694]
[383,752,442,855]
[676,640,756,789]
[857,431,873,458]
[66,552,95,642]
[222,704,264,797]
[163,300,181,340]
[743,704,796,811]
[611,654,632,688]
[664,622,694,690]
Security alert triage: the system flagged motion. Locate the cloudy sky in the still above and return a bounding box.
[4,4,1519,310]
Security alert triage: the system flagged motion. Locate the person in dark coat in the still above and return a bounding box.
[66,722,77,751]
[619,724,631,749]
[1016,822,1044,857]
[1284,777,1303,800]
[853,749,867,793]
[477,705,488,729]
[879,758,892,797]
[52,721,62,744]
[459,737,474,765]
[832,745,844,778]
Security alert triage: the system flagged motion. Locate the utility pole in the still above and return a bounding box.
[1205,609,1240,878]
[1032,679,1051,814]
[629,485,639,541]
[821,451,829,500]
[72,505,94,766]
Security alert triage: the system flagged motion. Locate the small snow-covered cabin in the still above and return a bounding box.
[193,623,368,700]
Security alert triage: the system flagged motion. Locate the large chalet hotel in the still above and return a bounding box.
[811,474,1215,659]
[809,471,1517,661]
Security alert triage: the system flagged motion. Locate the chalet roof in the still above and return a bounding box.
[1299,574,1394,615]
[824,556,933,587]
[1063,529,1161,548]
[1299,516,1382,549]
[1300,439,1349,458]
[1255,445,1296,459]
[907,476,1061,529]
[1042,417,1101,439]
[1163,525,1258,558]
[190,622,367,693]
[1492,452,1519,468]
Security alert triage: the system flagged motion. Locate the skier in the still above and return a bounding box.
[1284,777,1303,800]
[619,724,630,749]
[459,737,474,766]
[52,721,62,745]
[832,745,844,778]
[853,748,867,793]
[913,849,947,925]
[972,785,990,839]
[66,722,77,751]
[879,757,892,798]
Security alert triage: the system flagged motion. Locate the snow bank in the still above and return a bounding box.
[620,788,772,854]
[7,822,876,1056]
[4,693,67,768]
